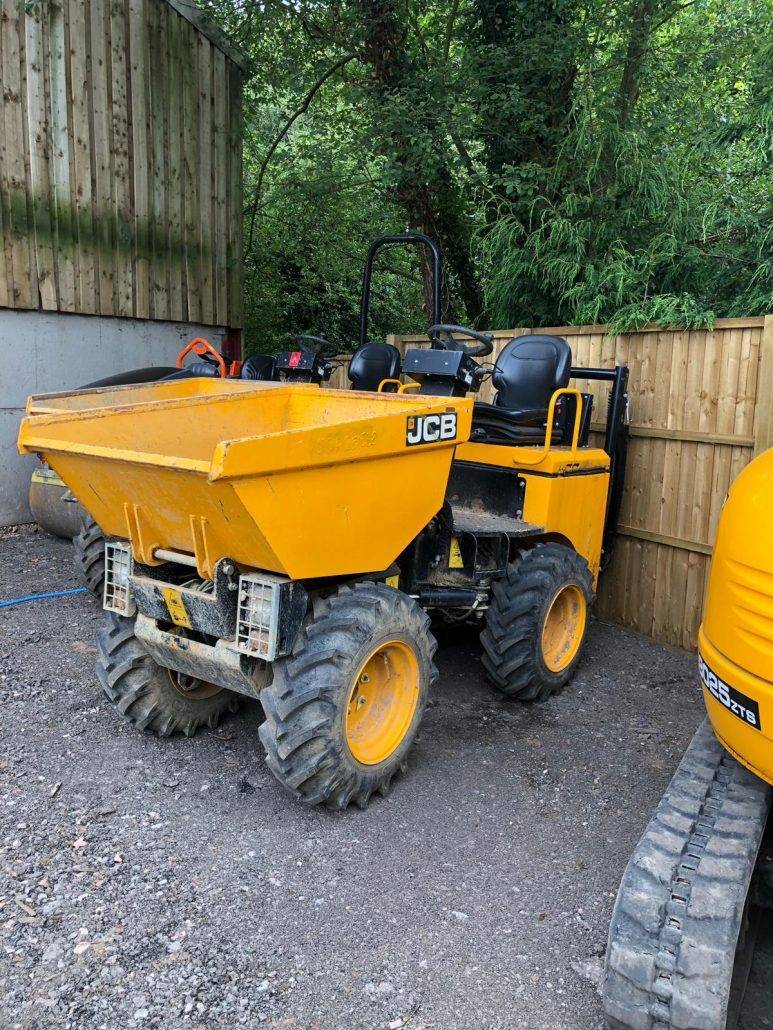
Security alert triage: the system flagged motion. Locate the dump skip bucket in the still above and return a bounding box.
[19,380,473,580]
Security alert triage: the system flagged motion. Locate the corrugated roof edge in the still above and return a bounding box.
[164,0,252,74]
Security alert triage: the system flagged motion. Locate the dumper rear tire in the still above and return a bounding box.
[480,542,593,701]
[95,612,239,736]
[259,582,437,810]
[74,515,106,597]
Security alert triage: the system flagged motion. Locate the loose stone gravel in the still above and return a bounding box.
[0,525,769,1029]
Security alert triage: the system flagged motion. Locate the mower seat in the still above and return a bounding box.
[348,342,401,392]
[162,360,221,381]
[241,354,278,381]
[471,334,572,445]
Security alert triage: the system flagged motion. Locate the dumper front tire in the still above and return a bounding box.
[481,542,593,701]
[73,515,106,597]
[259,582,437,810]
[95,612,239,736]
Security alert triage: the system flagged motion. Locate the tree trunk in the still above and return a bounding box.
[356,0,485,324]
[473,0,578,178]
[617,0,657,127]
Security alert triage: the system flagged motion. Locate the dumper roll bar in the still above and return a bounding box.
[359,233,442,349]
[569,364,630,566]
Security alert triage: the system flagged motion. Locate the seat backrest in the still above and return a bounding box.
[348,342,401,392]
[162,360,221,381]
[241,354,277,381]
[492,334,572,412]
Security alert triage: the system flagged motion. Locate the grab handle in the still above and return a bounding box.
[176,337,227,378]
[514,388,584,466]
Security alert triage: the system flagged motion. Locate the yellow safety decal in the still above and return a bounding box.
[449,537,464,569]
[385,574,400,589]
[162,587,192,629]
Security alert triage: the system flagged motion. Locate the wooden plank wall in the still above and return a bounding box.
[389,316,773,651]
[0,0,243,326]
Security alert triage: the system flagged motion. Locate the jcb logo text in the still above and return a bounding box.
[406,412,457,447]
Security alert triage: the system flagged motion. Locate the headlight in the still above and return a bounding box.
[103,541,136,616]
[236,574,282,661]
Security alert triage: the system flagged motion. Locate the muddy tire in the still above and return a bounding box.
[95,612,239,736]
[480,542,594,701]
[259,582,437,810]
[603,718,772,1030]
[74,515,106,597]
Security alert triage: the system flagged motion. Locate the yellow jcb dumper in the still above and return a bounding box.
[18,234,629,810]
[604,447,773,1029]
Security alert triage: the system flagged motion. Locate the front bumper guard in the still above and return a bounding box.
[134,614,269,698]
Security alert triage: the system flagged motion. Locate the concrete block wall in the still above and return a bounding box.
[1,309,227,526]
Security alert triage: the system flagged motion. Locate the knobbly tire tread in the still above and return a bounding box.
[258,582,438,810]
[603,718,772,1030]
[480,542,594,701]
[95,612,239,737]
[73,515,106,596]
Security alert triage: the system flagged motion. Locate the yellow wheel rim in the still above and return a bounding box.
[541,584,586,673]
[345,639,420,766]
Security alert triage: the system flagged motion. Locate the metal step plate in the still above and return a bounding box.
[451,507,542,537]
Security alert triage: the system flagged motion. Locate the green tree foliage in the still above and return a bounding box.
[202,0,771,349]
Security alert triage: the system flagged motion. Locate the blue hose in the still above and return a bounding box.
[0,587,89,610]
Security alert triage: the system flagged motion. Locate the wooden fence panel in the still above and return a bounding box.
[1,3,37,309]
[390,317,772,651]
[0,0,244,328]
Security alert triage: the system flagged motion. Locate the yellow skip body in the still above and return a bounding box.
[18,378,473,581]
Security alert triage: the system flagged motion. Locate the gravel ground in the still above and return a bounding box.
[0,526,770,1030]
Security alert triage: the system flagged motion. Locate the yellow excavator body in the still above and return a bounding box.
[699,447,773,785]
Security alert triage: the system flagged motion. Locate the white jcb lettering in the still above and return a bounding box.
[440,412,457,440]
[406,419,423,445]
[406,412,458,446]
[423,415,441,442]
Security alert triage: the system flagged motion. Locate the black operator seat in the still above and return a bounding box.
[348,341,402,392]
[240,354,278,381]
[471,334,572,445]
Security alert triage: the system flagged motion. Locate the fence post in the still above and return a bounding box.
[753,315,773,455]
[386,333,403,357]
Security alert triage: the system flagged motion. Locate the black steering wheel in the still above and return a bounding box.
[197,351,222,368]
[293,334,338,357]
[427,324,494,357]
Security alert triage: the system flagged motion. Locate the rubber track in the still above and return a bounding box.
[603,718,771,1030]
[73,515,106,596]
